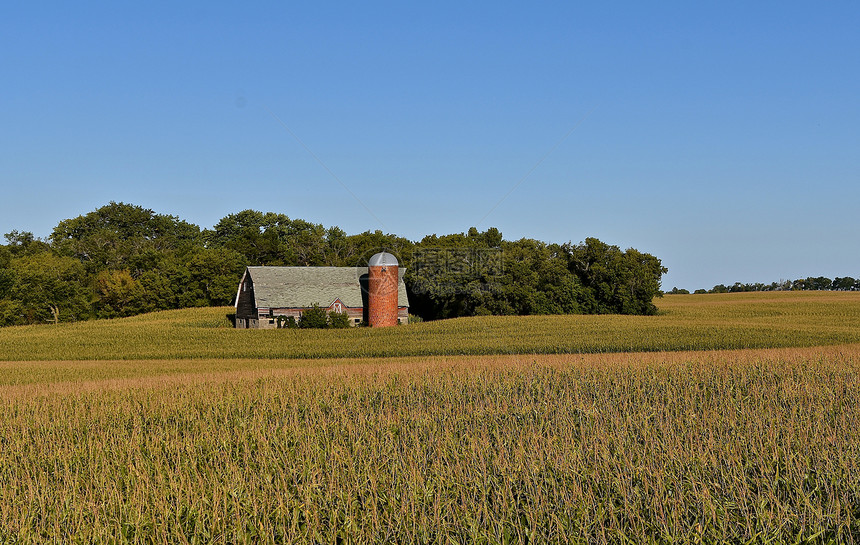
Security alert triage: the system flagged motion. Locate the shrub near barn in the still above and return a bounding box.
[298,304,328,329]
[295,304,350,329]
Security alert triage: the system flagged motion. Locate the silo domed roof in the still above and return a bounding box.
[368,251,399,267]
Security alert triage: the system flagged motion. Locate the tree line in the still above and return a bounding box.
[0,202,667,326]
[667,276,860,295]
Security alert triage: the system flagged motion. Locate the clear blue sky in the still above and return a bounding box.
[2,1,858,291]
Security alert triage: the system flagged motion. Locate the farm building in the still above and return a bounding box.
[234,253,408,329]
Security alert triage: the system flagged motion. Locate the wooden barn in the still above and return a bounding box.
[234,265,409,329]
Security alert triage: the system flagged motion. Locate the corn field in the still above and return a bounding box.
[1,292,859,543]
[0,347,858,543]
[1,291,860,361]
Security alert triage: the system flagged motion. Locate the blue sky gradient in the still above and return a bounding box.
[2,1,858,290]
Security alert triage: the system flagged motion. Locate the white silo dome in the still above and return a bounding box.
[368,252,399,267]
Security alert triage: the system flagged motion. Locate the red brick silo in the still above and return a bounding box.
[368,251,399,327]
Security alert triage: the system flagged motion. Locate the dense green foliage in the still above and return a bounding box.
[407,230,667,318]
[0,202,667,326]
[293,304,350,329]
[669,276,860,295]
[298,304,329,329]
[0,204,246,325]
[327,310,351,329]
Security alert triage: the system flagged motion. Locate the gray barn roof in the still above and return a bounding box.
[244,266,408,309]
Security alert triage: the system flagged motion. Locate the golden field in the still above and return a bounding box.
[1,292,859,543]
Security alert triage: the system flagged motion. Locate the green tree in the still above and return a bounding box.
[0,250,13,294]
[4,231,50,256]
[51,202,200,274]
[565,238,666,315]
[205,210,320,265]
[406,232,664,319]
[299,304,329,329]
[9,252,91,324]
[341,230,415,267]
[0,245,10,269]
[406,228,499,318]
[136,255,205,311]
[833,277,857,291]
[1,246,25,325]
[0,299,24,327]
[188,248,248,305]
[328,310,351,329]
[93,270,145,318]
[806,276,832,291]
